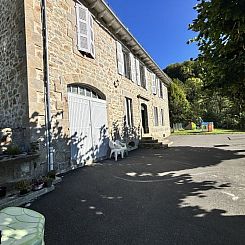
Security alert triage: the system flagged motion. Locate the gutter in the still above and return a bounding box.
[41,0,54,171]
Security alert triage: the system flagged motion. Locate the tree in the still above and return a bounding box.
[189,0,245,121]
[164,61,204,125]
[168,79,190,126]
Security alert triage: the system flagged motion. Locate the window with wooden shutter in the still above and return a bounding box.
[76,3,89,53]
[125,97,133,127]
[116,41,125,75]
[144,67,148,90]
[130,53,136,83]
[136,59,141,85]
[89,13,95,58]
[159,80,163,98]
[76,3,95,58]
[153,107,159,126]
[160,109,164,126]
[152,73,157,94]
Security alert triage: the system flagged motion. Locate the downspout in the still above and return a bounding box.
[41,0,54,171]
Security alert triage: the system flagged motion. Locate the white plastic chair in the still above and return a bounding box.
[109,140,128,161]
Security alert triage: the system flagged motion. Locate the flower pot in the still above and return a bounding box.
[44,179,53,188]
[32,183,44,191]
[0,186,7,198]
[19,189,30,196]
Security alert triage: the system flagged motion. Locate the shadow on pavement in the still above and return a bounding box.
[30,146,245,245]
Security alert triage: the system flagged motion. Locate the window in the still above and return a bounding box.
[152,73,157,94]
[68,85,104,100]
[76,3,95,58]
[160,109,164,126]
[153,107,158,126]
[123,49,131,79]
[125,97,133,127]
[159,80,163,98]
[140,63,146,89]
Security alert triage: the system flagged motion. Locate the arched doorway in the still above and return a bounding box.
[67,84,108,165]
[141,103,149,134]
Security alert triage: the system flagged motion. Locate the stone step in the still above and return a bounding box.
[140,139,158,143]
[141,136,154,141]
[139,142,163,149]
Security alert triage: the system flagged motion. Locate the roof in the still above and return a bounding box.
[82,0,172,85]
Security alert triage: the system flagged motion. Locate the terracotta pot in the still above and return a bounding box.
[0,186,7,197]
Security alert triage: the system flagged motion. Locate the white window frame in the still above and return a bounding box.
[125,97,133,128]
[153,106,159,126]
[152,73,157,94]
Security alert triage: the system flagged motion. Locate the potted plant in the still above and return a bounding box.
[47,170,56,180]
[16,180,31,195]
[6,145,21,156]
[31,178,44,191]
[0,186,7,198]
[43,176,53,188]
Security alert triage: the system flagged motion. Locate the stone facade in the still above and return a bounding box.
[1,0,171,178]
[0,0,29,150]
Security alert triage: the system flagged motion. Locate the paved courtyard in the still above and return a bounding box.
[31,134,245,245]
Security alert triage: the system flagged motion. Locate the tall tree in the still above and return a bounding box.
[189,0,245,116]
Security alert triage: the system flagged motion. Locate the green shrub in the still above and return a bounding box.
[6,145,21,155]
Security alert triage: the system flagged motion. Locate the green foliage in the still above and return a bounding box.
[6,145,22,155]
[165,59,245,129]
[16,180,31,191]
[168,79,191,125]
[47,170,56,179]
[189,0,245,124]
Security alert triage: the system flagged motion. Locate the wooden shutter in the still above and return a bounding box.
[116,41,125,75]
[76,3,90,53]
[88,12,95,58]
[157,78,161,97]
[136,59,141,85]
[130,53,136,83]
[152,73,156,94]
[144,67,148,90]
[159,80,163,98]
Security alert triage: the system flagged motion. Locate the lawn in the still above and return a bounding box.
[171,128,245,135]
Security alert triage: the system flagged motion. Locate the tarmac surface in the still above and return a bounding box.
[31,134,245,245]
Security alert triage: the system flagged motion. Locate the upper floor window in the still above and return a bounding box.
[76,3,95,58]
[123,48,131,80]
[152,74,157,95]
[159,80,163,98]
[140,63,146,89]
[116,41,148,90]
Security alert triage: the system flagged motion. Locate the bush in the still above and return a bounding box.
[6,145,21,155]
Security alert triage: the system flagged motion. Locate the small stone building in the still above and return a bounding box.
[0,0,171,181]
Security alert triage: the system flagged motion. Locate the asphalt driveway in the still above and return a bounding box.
[31,134,245,245]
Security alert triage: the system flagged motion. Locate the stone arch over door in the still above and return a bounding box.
[67,83,109,166]
[141,103,149,134]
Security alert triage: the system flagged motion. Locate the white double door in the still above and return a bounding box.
[68,92,108,165]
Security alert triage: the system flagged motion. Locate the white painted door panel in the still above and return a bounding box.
[90,100,108,160]
[68,93,93,165]
[68,92,108,165]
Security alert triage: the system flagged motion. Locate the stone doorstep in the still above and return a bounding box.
[0,177,62,210]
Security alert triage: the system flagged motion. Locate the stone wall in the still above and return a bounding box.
[0,0,29,150]
[24,0,171,172]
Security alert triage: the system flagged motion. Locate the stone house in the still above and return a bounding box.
[0,0,171,182]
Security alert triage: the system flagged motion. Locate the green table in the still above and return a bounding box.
[0,207,45,245]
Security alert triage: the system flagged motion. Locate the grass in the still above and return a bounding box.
[171,128,245,136]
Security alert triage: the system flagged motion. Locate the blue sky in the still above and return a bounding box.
[106,0,199,69]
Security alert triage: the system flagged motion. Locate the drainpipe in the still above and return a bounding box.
[41,0,54,171]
